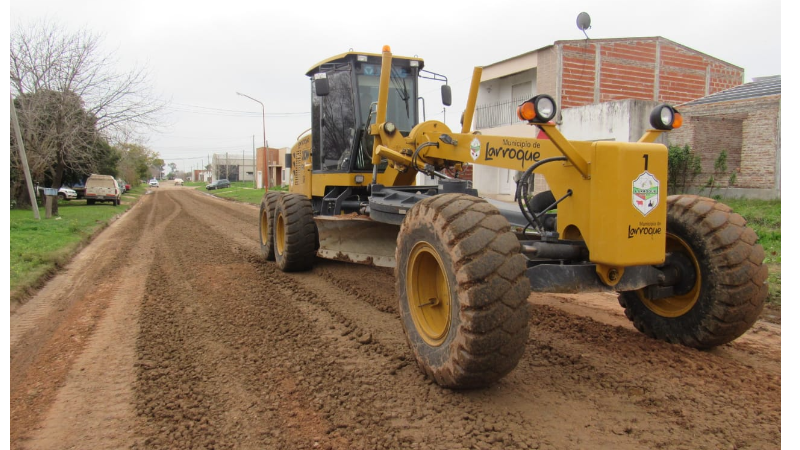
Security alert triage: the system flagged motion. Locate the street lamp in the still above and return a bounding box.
[236,91,270,189]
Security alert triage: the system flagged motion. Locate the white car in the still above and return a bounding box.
[58,187,77,201]
[149,179,160,188]
[174,178,184,186]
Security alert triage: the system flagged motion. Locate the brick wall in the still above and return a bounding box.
[668,95,780,190]
[445,164,473,181]
[557,38,743,109]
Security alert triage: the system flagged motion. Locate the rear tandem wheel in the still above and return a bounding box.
[618,195,768,348]
[274,193,317,272]
[396,194,531,388]
[259,191,280,261]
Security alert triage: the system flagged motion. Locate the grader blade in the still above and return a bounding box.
[314,215,399,268]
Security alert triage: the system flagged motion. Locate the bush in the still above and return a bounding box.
[667,144,702,194]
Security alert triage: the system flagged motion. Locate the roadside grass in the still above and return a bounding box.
[9,186,781,313]
[207,182,265,204]
[177,180,282,202]
[9,187,144,303]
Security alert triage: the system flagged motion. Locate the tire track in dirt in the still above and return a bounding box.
[11,195,152,449]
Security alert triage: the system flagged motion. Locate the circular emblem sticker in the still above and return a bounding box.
[470,138,481,161]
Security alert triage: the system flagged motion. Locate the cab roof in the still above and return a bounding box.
[306,51,424,77]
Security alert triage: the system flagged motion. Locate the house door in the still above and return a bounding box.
[498,169,515,195]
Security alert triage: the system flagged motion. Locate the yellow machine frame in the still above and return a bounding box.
[290,48,670,286]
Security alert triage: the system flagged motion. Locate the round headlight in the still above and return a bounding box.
[517,94,558,123]
[535,96,556,121]
[660,107,673,127]
[649,104,681,130]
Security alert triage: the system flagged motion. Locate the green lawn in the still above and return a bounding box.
[198,181,286,205]
[9,186,144,301]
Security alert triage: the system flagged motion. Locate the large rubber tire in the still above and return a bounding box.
[528,190,556,214]
[618,195,768,348]
[274,193,317,272]
[259,191,280,261]
[58,193,66,201]
[396,194,531,389]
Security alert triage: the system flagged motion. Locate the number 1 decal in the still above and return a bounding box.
[643,154,649,171]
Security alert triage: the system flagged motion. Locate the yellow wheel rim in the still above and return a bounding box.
[260,208,270,245]
[406,241,451,346]
[640,233,701,318]
[275,210,286,256]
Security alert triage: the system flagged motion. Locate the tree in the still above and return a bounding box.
[151,158,165,180]
[10,20,164,212]
[167,162,178,179]
[116,142,159,185]
[11,90,118,213]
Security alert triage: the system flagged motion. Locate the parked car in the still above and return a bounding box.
[116,179,127,193]
[58,187,78,201]
[85,174,121,206]
[174,178,184,186]
[206,179,231,190]
[149,179,160,188]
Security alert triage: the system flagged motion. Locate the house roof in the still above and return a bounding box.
[682,75,781,106]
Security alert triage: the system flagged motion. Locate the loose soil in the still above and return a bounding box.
[10,186,781,449]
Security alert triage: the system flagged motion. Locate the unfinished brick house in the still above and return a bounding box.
[668,76,781,199]
[471,36,744,199]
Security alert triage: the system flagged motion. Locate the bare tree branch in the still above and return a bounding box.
[10,19,166,210]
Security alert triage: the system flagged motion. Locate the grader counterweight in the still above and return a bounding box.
[259,46,767,388]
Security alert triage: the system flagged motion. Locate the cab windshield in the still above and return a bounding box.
[356,63,417,132]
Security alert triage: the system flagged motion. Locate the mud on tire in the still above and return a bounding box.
[396,193,531,389]
[274,193,317,272]
[259,191,280,261]
[619,195,768,348]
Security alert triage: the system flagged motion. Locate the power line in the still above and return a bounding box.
[167,102,309,117]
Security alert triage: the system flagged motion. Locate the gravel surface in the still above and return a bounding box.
[10,186,781,449]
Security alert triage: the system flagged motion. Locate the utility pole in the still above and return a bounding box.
[10,95,40,219]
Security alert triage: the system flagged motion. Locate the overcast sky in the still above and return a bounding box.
[10,0,784,176]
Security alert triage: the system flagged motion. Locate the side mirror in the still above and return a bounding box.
[314,73,330,97]
[441,85,452,107]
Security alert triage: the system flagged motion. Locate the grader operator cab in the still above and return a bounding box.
[259,46,767,389]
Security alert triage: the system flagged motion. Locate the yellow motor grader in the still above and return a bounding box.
[259,46,767,389]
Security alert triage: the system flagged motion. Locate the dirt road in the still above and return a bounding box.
[9,186,781,449]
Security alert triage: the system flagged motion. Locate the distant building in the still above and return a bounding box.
[211,148,288,188]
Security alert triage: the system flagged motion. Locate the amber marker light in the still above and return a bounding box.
[673,112,683,129]
[382,45,391,52]
[517,101,537,121]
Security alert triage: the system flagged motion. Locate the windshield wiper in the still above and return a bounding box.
[390,67,410,118]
